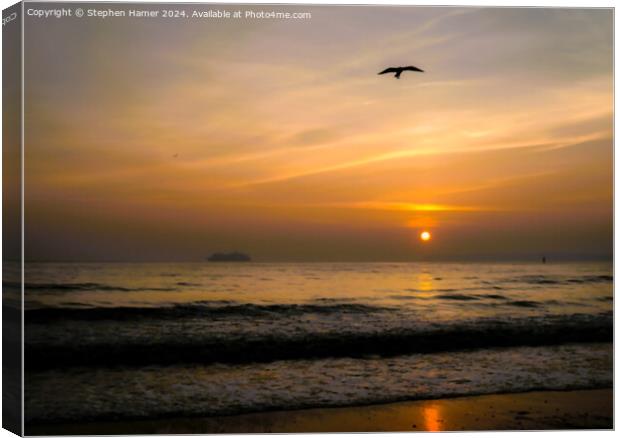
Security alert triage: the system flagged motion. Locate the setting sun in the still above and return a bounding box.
[420,231,432,242]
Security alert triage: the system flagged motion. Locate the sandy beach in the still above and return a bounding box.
[26,388,612,435]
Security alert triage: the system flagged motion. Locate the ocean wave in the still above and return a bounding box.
[25,343,612,425]
[508,300,540,308]
[478,294,508,300]
[435,294,480,301]
[388,293,566,307]
[499,274,613,286]
[23,282,177,292]
[25,301,389,321]
[24,313,612,370]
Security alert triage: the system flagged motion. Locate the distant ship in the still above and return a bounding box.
[207,252,251,262]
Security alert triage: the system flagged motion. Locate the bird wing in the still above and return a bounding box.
[403,65,424,72]
[378,67,399,75]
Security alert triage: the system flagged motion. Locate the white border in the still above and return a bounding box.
[0,1,616,438]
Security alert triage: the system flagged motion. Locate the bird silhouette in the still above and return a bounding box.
[378,65,424,79]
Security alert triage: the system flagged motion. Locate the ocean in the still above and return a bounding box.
[23,261,612,425]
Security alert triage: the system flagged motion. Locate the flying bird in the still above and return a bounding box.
[378,65,424,79]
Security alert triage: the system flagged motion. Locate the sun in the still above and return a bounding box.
[420,231,432,242]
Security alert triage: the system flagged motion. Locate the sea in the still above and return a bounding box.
[23,261,613,425]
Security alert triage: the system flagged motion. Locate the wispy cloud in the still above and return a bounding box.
[327,201,497,212]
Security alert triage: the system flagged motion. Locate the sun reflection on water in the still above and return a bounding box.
[423,404,442,432]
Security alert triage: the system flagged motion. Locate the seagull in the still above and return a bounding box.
[378,65,424,79]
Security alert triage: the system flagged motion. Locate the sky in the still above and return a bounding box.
[24,5,613,262]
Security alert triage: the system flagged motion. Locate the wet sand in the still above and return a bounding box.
[27,388,612,435]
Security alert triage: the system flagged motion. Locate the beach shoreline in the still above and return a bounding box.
[26,388,613,435]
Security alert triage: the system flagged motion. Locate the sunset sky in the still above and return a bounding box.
[24,6,612,261]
